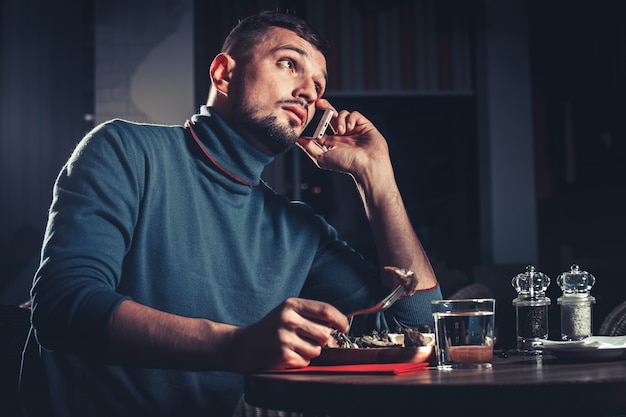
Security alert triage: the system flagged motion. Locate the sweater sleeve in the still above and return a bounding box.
[31,121,138,358]
[301,216,442,335]
[381,284,442,331]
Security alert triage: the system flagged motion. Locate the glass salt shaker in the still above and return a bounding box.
[557,264,596,341]
[511,265,551,353]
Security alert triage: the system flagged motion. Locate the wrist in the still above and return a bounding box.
[199,320,242,372]
[220,325,248,373]
[354,166,399,211]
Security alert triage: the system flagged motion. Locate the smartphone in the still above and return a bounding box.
[300,108,335,140]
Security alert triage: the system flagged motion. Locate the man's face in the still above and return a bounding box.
[228,27,328,154]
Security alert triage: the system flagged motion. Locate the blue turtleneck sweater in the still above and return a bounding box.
[21,106,442,417]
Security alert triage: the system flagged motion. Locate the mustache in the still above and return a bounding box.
[276,99,308,108]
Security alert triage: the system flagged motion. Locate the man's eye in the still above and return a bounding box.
[279,59,294,70]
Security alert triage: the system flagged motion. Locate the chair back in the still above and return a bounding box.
[598,301,626,336]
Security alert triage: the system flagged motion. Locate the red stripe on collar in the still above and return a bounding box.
[185,120,259,187]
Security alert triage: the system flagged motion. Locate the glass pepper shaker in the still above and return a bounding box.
[557,264,596,341]
[511,265,551,353]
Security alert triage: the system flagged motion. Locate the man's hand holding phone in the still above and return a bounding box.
[297,100,391,180]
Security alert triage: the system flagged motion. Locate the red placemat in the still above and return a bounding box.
[266,361,429,375]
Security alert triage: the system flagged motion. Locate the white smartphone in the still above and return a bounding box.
[300,108,335,140]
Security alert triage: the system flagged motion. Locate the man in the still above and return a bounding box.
[20,10,441,417]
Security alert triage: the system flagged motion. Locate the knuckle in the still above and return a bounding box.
[283,297,298,309]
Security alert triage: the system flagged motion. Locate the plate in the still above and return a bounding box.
[539,336,626,362]
[544,347,626,362]
[315,345,435,366]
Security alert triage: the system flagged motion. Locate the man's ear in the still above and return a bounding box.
[209,53,235,97]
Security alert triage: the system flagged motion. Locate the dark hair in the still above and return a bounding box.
[221,10,329,63]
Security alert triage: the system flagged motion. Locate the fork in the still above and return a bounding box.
[346,283,405,332]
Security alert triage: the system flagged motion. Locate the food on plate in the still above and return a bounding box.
[327,326,433,349]
[401,327,430,347]
[327,330,360,349]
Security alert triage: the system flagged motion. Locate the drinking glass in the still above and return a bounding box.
[432,299,496,369]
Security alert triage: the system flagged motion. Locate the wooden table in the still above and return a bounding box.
[244,353,626,417]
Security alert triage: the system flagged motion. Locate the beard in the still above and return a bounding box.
[237,111,299,155]
[229,82,301,155]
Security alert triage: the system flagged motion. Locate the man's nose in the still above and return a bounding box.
[294,78,318,104]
